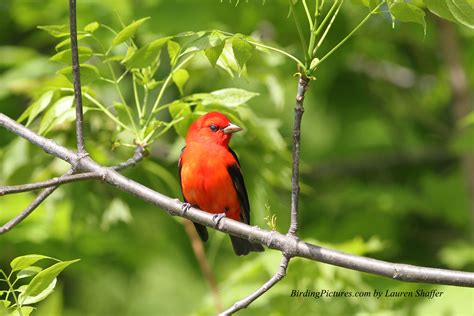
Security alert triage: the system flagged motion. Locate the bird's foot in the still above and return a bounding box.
[181,202,192,215]
[212,212,226,228]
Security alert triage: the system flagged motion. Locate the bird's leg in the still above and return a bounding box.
[181,202,192,215]
[212,213,226,228]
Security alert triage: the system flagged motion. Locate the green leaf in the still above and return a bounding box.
[205,42,225,67]
[390,3,426,35]
[123,37,172,69]
[350,0,379,9]
[50,47,93,64]
[37,24,70,37]
[84,21,100,33]
[113,103,132,126]
[446,0,474,29]
[8,306,34,316]
[20,278,57,305]
[17,266,43,280]
[39,96,75,134]
[58,64,100,85]
[425,0,457,22]
[182,31,226,55]
[21,260,79,301]
[167,40,181,66]
[10,255,54,272]
[17,90,54,125]
[191,88,259,108]
[112,17,150,47]
[168,102,193,137]
[231,37,255,69]
[55,34,91,51]
[172,69,189,95]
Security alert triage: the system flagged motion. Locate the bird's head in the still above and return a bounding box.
[186,112,242,146]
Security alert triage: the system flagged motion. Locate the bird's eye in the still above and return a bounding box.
[209,124,218,132]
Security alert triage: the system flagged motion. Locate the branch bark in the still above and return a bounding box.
[68,0,86,153]
[1,113,474,288]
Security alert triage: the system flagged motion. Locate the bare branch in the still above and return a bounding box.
[0,173,100,196]
[0,171,72,234]
[289,76,309,236]
[0,146,145,196]
[68,0,86,153]
[1,113,474,289]
[221,256,289,315]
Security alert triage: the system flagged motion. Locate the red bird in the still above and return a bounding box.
[179,112,264,256]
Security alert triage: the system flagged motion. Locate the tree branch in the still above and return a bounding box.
[0,143,145,234]
[68,0,86,153]
[0,146,145,196]
[1,113,474,286]
[0,172,70,234]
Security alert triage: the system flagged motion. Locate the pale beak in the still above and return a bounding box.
[222,123,242,134]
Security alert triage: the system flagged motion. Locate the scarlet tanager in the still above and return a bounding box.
[178,112,264,256]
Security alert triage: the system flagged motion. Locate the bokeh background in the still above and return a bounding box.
[1,0,473,315]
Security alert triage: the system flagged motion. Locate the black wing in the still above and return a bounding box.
[178,146,209,242]
[227,147,250,224]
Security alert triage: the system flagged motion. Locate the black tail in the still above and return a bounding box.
[193,222,209,242]
[230,235,265,256]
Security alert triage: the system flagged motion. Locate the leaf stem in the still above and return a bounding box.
[289,0,309,64]
[132,74,143,119]
[317,1,384,66]
[302,0,314,30]
[313,0,343,57]
[145,54,194,129]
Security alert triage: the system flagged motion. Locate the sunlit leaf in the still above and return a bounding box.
[231,36,255,69]
[58,64,100,85]
[39,96,74,134]
[123,37,172,69]
[84,21,100,33]
[390,2,426,35]
[17,266,43,280]
[205,42,225,67]
[168,101,194,137]
[172,69,189,95]
[167,40,181,65]
[50,46,93,64]
[55,34,91,51]
[112,17,150,46]
[21,260,79,300]
[37,24,69,37]
[10,255,55,272]
[446,0,474,29]
[17,90,55,125]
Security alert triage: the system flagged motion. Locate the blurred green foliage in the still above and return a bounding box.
[1,0,473,315]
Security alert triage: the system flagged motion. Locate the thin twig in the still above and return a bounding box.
[0,170,73,234]
[0,173,101,196]
[0,146,145,233]
[0,146,145,195]
[288,75,309,236]
[68,0,86,153]
[220,257,289,315]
